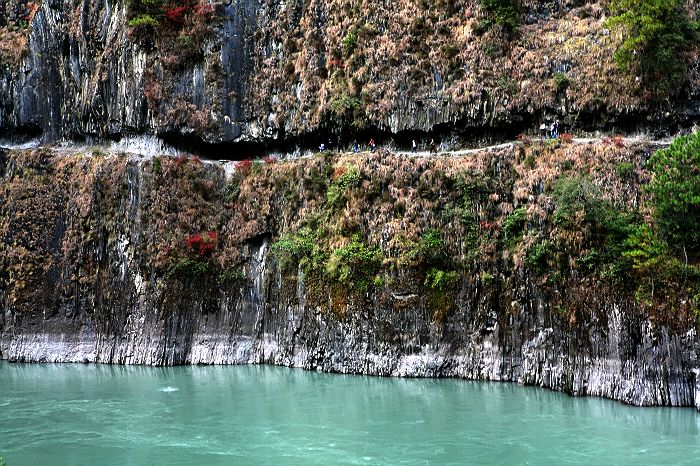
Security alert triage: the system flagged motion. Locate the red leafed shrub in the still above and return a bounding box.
[559,133,574,143]
[186,231,218,256]
[331,166,347,181]
[191,154,202,165]
[194,1,214,17]
[603,135,625,148]
[263,156,277,164]
[235,159,253,175]
[186,233,202,248]
[164,5,188,23]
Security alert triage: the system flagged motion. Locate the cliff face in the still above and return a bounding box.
[1,0,699,143]
[1,144,699,409]
[0,0,258,142]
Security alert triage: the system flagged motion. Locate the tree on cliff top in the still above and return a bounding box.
[605,0,697,96]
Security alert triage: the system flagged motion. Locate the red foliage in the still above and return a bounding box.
[235,159,253,175]
[194,1,214,17]
[263,156,278,165]
[186,231,218,256]
[165,5,188,23]
[559,133,574,143]
[331,166,347,181]
[191,154,202,165]
[479,220,492,229]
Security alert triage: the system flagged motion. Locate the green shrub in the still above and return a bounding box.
[325,184,345,208]
[424,267,459,323]
[326,165,361,207]
[479,0,519,32]
[327,235,382,290]
[526,239,553,273]
[552,176,605,228]
[482,41,499,56]
[622,224,668,273]
[166,257,210,278]
[472,19,492,36]
[404,228,449,267]
[177,35,195,49]
[218,267,245,284]
[647,132,700,260]
[480,271,494,284]
[523,154,536,168]
[334,165,361,188]
[272,228,327,275]
[503,207,527,245]
[496,74,517,95]
[552,72,570,91]
[128,14,159,28]
[152,157,162,176]
[605,0,696,94]
[615,161,634,179]
[547,173,641,279]
[329,95,362,118]
[127,0,165,31]
[425,268,459,291]
[596,209,641,277]
[341,30,358,56]
[273,231,314,260]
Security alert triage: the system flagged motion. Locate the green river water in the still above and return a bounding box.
[1,361,699,465]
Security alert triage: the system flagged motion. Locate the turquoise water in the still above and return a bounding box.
[1,362,699,465]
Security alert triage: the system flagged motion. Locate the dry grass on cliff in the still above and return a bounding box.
[0,0,40,66]
[0,28,28,66]
[3,142,695,327]
[248,0,646,133]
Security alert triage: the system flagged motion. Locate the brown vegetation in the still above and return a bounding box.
[1,140,697,329]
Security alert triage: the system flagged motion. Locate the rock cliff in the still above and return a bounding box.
[1,143,699,409]
[1,0,699,144]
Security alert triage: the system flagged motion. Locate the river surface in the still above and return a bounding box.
[1,362,699,465]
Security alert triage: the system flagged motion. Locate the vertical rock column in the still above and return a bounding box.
[220,0,259,141]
